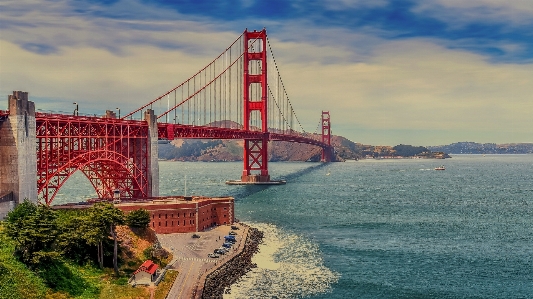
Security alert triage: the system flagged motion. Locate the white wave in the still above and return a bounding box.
[224,223,339,299]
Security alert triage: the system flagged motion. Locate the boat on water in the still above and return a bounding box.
[434,166,445,171]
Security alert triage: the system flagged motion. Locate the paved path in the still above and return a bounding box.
[159,223,247,299]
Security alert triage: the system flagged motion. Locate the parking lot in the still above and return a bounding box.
[157,223,247,299]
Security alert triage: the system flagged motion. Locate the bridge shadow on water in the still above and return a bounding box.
[229,162,330,200]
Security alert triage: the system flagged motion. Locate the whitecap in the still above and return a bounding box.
[224,223,340,299]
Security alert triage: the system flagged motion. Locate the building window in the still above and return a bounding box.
[224,207,227,210]
[158,222,161,226]
[158,214,161,219]
[165,214,168,219]
[165,221,167,227]
[152,222,154,227]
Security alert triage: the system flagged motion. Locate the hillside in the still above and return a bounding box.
[428,142,533,154]
[0,203,174,299]
[158,133,450,161]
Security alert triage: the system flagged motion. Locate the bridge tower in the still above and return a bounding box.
[241,29,270,182]
[321,111,333,162]
[0,91,37,218]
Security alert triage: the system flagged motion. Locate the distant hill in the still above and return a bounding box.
[428,142,533,154]
[158,124,450,161]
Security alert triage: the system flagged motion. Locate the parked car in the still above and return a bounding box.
[214,248,227,255]
[229,231,237,235]
[192,234,201,238]
[231,225,239,230]
[208,253,220,258]
[222,242,233,248]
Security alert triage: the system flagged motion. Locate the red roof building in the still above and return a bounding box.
[131,260,159,285]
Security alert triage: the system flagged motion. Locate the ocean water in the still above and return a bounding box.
[55,155,533,298]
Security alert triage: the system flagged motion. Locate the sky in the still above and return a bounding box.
[1,0,532,146]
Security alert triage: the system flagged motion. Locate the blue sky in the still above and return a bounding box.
[1,0,532,145]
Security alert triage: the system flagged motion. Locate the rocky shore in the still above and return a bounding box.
[201,227,264,299]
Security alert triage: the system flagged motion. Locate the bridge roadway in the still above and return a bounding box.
[157,222,249,299]
[158,122,328,147]
[32,112,328,148]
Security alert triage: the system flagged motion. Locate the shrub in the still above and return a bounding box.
[126,209,150,228]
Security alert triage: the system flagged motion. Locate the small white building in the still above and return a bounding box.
[130,260,159,285]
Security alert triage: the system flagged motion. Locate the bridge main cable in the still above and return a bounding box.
[122,32,246,120]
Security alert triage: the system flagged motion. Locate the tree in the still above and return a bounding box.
[55,211,95,263]
[126,209,151,228]
[393,144,429,157]
[5,200,60,266]
[87,203,124,275]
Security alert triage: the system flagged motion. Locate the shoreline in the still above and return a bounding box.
[196,225,263,298]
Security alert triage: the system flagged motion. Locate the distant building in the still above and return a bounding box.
[131,260,159,285]
[116,196,235,234]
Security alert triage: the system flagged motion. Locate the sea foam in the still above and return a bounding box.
[224,222,339,299]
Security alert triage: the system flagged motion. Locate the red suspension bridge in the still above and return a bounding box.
[0,29,333,206]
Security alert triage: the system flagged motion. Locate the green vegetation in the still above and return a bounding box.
[0,201,169,299]
[125,209,150,228]
[0,224,48,299]
[392,144,429,157]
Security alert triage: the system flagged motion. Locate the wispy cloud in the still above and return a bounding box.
[1,0,532,144]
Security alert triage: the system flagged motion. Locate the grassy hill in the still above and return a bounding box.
[0,221,175,299]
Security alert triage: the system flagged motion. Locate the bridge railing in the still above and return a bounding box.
[35,111,147,125]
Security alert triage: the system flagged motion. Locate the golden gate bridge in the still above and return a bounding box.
[0,29,333,206]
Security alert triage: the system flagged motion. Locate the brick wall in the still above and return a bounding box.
[117,197,234,234]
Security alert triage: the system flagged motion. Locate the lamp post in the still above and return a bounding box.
[115,107,120,118]
[73,102,78,116]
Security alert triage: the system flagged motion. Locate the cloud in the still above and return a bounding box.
[1,0,532,145]
[413,0,533,26]
[276,38,533,144]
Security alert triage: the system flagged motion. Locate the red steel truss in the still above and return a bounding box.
[32,114,331,205]
[35,113,150,205]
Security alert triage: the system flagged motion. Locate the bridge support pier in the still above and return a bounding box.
[241,137,270,183]
[145,109,159,197]
[0,91,37,218]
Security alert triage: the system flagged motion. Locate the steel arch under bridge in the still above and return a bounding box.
[35,112,153,205]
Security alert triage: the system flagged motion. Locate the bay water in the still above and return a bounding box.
[55,155,533,298]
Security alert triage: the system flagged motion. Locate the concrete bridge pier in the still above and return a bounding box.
[145,109,159,197]
[0,91,37,219]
